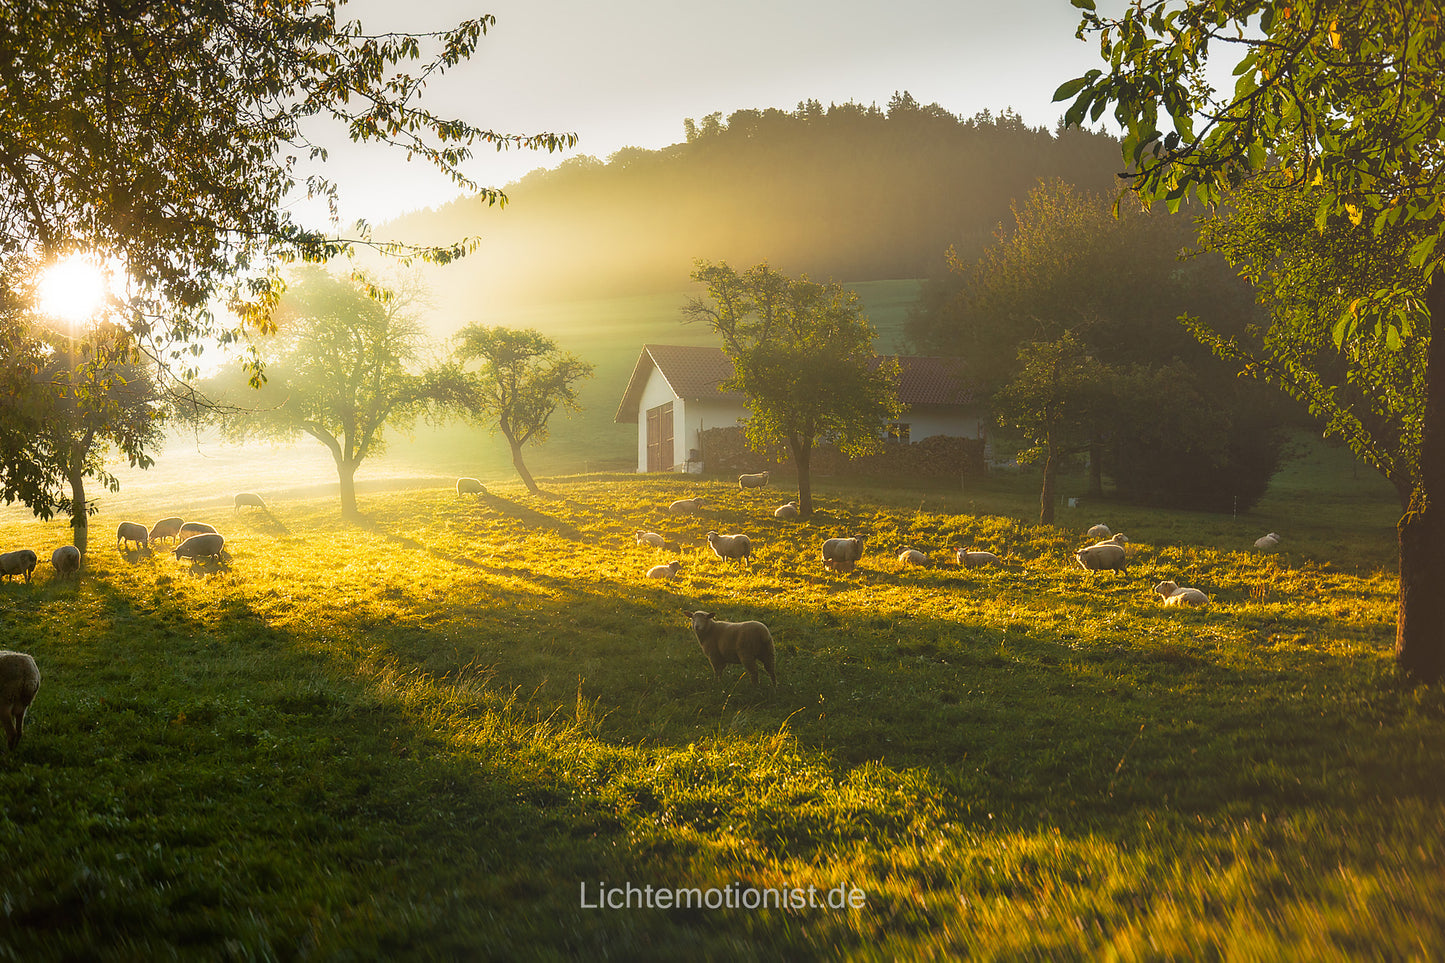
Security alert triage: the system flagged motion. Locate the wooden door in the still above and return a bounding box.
[646,402,674,472]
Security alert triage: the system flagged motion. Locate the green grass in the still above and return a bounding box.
[0,454,1437,959]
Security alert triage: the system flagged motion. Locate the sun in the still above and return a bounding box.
[36,254,110,325]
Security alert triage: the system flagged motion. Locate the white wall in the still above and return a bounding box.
[635,367,679,472]
[897,405,987,442]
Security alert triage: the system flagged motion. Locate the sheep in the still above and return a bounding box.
[174,532,225,562]
[647,560,683,579]
[738,471,770,489]
[1074,542,1127,572]
[1254,532,1281,551]
[897,547,929,567]
[148,517,184,544]
[116,521,149,550]
[0,651,40,750]
[706,531,753,565]
[635,531,667,549]
[682,609,776,685]
[50,545,80,579]
[179,522,218,537]
[1153,580,1209,607]
[773,501,799,519]
[820,535,867,573]
[233,492,266,512]
[668,496,705,514]
[1086,523,1112,541]
[954,547,1001,568]
[456,477,486,496]
[1091,533,1129,548]
[0,550,37,583]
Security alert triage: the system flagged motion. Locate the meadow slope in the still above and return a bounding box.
[0,463,1438,959]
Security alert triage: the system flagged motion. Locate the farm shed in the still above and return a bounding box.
[614,344,985,473]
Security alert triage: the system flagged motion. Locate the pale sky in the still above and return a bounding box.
[312,0,1107,224]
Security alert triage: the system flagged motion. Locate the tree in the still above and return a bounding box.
[1059,0,1445,681]
[683,261,903,517]
[994,333,1113,524]
[453,326,594,494]
[1,4,574,519]
[211,268,470,519]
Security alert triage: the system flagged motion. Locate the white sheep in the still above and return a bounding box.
[0,651,40,750]
[1075,542,1127,572]
[456,477,486,496]
[179,522,218,537]
[897,547,929,567]
[148,517,184,544]
[683,609,777,685]
[234,492,266,512]
[773,501,799,519]
[647,560,683,579]
[1086,523,1112,541]
[174,532,225,562]
[820,535,867,573]
[953,547,1001,568]
[0,550,37,583]
[116,521,149,550]
[668,496,705,514]
[706,530,753,565]
[738,471,770,489]
[50,545,80,579]
[635,531,667,549]
[1254,532,1281,551]
[1154,580,1209,607]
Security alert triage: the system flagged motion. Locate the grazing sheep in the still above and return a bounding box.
[1254,532,1281,551]
[897,547,929,567]
[174,532,225,562]
[683,609,777,685]
[179,521,218,537]
[773,501,799,519]
[954,547,1001,568]
[738,471,770,489]
[820,535,867,573]
[0,651,40,750]
[706,531,753,565]
[456,477,486,496]
[1092,533,1129,548]
[0,550,38,583]
[116,521,150,550]
[647,560,683,579]
[668,496,706,514]
[1153,580,1209,607]
[50,545,80,579]
[148,517,184,544]
[1074,542,1127,572]
[1086,523,1112,541]
[233,492,266,512]
[635,531,667,549]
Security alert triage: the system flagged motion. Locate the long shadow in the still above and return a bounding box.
[478,492,582,540]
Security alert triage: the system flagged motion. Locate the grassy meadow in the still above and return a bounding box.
[0,437,1440,959]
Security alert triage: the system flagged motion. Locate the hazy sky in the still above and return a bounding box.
[316,0,1105,223]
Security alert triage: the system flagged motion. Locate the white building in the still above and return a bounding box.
[614,344,984,473]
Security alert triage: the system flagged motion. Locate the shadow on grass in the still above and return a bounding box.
[479,492,582,540]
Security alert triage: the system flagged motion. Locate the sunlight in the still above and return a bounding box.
[36,253,110,325]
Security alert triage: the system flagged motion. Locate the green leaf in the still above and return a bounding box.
[1070,0,1096,9]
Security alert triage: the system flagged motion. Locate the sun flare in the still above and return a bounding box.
[37,254,110,324]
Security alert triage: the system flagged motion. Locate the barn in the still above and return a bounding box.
[614,344,984,473]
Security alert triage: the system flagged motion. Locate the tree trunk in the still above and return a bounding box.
[339,461,359,519]
[509,440,539,494]
[1039,445,1057,526]
[67,463,88,554]
[791,437,813,517]
[1396,274,1445,683]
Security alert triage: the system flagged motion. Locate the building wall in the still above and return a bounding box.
[893,405,987,442]
[635,367,679,472]
[678,399,747,468]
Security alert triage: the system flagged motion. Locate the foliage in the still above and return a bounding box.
[208,267,469,518]
[683,261,903,516]
[453,325,595,493]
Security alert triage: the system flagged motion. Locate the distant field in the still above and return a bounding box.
[0,447,1434,958]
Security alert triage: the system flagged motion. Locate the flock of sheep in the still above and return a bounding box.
[639,473,1286,686]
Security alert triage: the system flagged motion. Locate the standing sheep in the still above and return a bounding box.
[647,560,683,579]
[682,610,777,685]
[50,545,80,579]
[1254,532,1281,551]
[0,550,38,583]
[116,521,150,550]
[738,471,770,489]
[1086,523,1112,541]
[706,531,753,566]
[148,517,184,544]
[0,651,40,750]
[954,547,1001,568]
[820,535,867,573]
[233,492,266,512]
[635,531,667,549]
[1074,541,1127,572]
[175,533,226,562]
[668,496,706,514]
[897,547,929,567]
[179,522,218,537]
[456,477,486,496]
[1153,580,1209,607]
[773,501,799,519]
